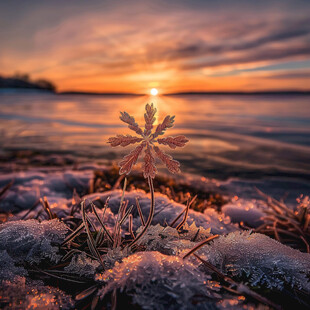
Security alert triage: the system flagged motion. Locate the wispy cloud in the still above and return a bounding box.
[1,0,310,92]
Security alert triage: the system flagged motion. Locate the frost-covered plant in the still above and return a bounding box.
[108,103,188,247]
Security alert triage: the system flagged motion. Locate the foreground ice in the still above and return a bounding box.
[0,167,309,309]
[0,217,309,309]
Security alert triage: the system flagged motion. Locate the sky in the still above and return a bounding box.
[1,0,310,93]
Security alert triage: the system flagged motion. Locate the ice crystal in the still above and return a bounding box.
[96,251,221,310]
[64,252,100,278]
[197,231,310,291]
[135,224,191,255]
[0,219,68,264]
[108,103,188,178]
[103,247,131,269]
[178,222,212,242]
[134,223,212,255]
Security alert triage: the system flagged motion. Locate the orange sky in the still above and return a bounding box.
[1,0,310,93]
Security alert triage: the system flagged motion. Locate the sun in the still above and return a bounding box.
[150,88,158,96]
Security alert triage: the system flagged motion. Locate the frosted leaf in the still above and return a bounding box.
[196,231,310,291]
[0,277,74,310]
[0,219,68,264]
[96,251,221,310]
[64,252,100,278]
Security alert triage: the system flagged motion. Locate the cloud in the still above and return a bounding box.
[1,0,310,91]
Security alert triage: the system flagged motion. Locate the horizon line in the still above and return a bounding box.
[58,89,310,96]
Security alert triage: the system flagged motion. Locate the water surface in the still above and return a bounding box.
[1,92,310,202]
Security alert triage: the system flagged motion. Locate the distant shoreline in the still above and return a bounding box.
[165,90,310,96]
[1,88,310,96]
[60,90,310,96]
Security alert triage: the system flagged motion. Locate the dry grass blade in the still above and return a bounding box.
[176,195,197,230]
[61,222,84,246]
[300,236,310,253]
[76,285,97,301]
[273,220,281,242]
[31,268,87,284]
[194,254,232,282]
[182,235,219,259]
[40,196,54,219]
[81,201,105,270]
[119,204,134,226]
[113,178,127,248]
[135,197,145,226]
[111,288,117,310]
[0,180,13,200]
[129,214,135,239]
[170,208,186,227]
[127,176,155,248]
[61,249,82,262]
[91,295,99,310]
[90,201,113,243]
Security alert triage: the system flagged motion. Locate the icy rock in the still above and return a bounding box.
[64,252,100,278]
[0,277,74,310]
[0,219,68,264]
[197,231,310,291]
[96,251,221,310]
[222,199,266,228]
[84,190,237,235]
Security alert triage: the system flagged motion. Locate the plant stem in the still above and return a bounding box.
[128,176,155,248]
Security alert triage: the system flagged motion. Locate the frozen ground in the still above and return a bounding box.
[0,164,309,309]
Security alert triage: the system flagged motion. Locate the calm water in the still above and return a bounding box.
[1,92,310,202]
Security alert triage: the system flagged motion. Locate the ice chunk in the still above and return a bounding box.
[0,219,68,264]
[222,199,266,228]
[96,251,221,310]
[0,168,93,212]
[197,231,310,291]
[0,250,27,282]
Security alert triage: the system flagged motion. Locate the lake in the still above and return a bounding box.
[1,92,310,203]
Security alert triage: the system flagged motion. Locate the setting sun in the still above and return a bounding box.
[150,88,158,96]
